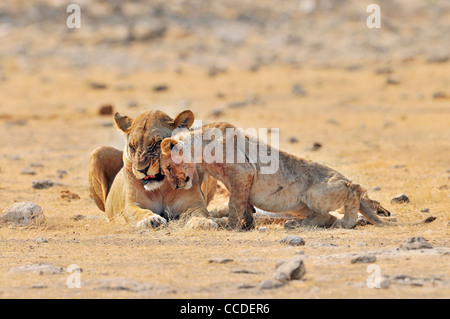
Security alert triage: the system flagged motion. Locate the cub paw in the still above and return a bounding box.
[136,214,168,229]
[185,217,218,230]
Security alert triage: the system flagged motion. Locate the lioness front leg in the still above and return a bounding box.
[125,203,167,229]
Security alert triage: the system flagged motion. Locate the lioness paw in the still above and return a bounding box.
[136,215,168,229]
[185,217,218,230]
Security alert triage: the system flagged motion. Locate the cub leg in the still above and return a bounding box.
[286,204,337,228]
[227,173,254,230]
[332,191,360,229]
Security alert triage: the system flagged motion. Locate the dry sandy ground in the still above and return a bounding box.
[0,58,449,299]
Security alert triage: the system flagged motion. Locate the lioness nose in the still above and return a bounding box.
[138,166,149,175]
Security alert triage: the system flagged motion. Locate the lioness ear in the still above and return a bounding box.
[114,112,133,133]
[172,110,195,129]
[161,138,178,156]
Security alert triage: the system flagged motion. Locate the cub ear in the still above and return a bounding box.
[114,112,133,133]
[172,110,195,129]
[161,138,178,156]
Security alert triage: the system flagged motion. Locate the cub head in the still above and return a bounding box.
[160,138,195,190]
[115,109,195,191]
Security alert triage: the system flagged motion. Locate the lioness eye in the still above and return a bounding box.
[129,144,136,152]
[166,166,171,173]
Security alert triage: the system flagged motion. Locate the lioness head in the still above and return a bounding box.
[160,138,195,190]
[115,110,195,191]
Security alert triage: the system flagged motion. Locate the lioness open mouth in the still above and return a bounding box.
[142,172,165,185]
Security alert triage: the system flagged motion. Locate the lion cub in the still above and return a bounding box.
[160,122,391,230]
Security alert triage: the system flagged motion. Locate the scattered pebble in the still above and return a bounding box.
[258,227,267,233]
[273,257,306,282]
[98,104,114,116]
[305,142,322,152]
[386,76,401,85]
[21,167,36,175]
[279,235,305,246]
[432,91,448,99]
[209,258,233,264]
[351,254,376,264]
[89,82,108,90]
[291,84,306,96]
[259,279,285,289]
[9,263,64,275]
[71,214,86,221]
[288,136,299,143]
[61,190,80,201]
[1,202,45,226]
[400,237,433,250]
[32,179,58,190]
[390,193,409,204]
[152,84,169,92]
[420,208,430,213]
[36,237,48,244]
[57,169,68,179]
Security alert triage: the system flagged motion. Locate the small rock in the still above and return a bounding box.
[420,208,430,213]
[9,263,64,275]
[208,66,227,77]
[288,136,299,143]
[351,254,376,264]
[227,100,247,108]
[379,277,391,289]
[305,142,322,151]
[98,104,114,116]
[273,257,306,282]
[258,227,267,233]
[210,108,224,117]
[292,84,306,96]
[386,76,401,85]
[127,100,138,108]
[432,91,448,99]
[390,164,405,169]
[32,179,57,190]
[36,237,48,244]
[375,66,393,74]
[61,190,80,201]
[1,202,45,226]
[279,235,305,246]
[400,237,433,250]
[152,84,168,92]
[422,216,436,224]
[238,283,256,289]
[259,279,286,289]
[21,168,36,175]
[371,186,381,192]
[232,269,263,275]
[390,193,409,204]
[88,82,108,90]
[71,214,86,221]
[31,284,48,289]
[209,258,233,264]
[57,169,68,179]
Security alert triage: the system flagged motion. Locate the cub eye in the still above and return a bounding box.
[129,144,136,152]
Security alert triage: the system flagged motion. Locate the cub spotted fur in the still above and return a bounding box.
[159,122,392,230]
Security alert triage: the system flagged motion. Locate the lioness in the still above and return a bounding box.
[88,110,217,229]
[159,122,392,230]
